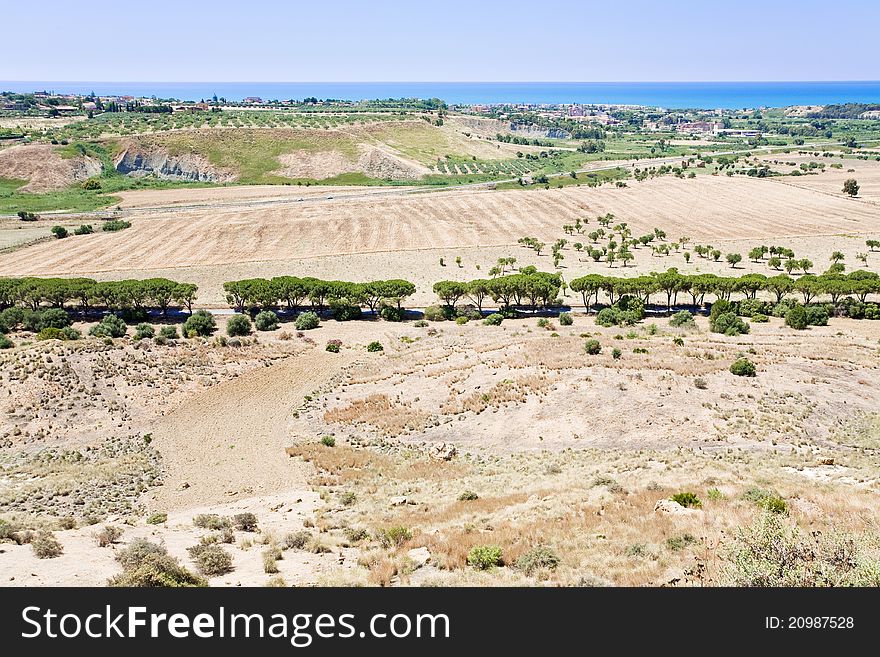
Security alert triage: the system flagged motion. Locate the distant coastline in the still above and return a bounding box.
[2,81,880,108]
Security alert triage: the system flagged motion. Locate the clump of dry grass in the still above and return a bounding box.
[324,394,432,436]
[441,375,551,415]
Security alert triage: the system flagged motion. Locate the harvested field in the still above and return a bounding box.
[1,174,879,306]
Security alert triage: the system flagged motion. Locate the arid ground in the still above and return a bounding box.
[1,145,879,587]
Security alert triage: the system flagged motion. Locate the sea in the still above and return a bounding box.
[2,81,880,109]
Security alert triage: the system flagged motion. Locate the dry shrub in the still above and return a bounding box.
[188,544,234,576]
[193,514,231,530]
[94,525,124,547]
[441,375,550,415]
[284,530,312,550]
[233,513,258,532]
[286,443,464,486]
[32,531,63,559]
[323,394,431,436]
[110,539,205,587]
[367,555,398,587]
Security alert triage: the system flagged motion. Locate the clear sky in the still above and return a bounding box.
[3,0,879,82]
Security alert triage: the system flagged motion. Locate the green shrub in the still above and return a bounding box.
[458,490,479,501]
[423,305,450,322]
[82,178,101,190]
[467,545,503,570]
[146,512,168,525]
[325,339,341,353]
[366,341,384,352]
[102,219,131,232]
[483,313,504,326]
[805,305,829,326]
[37,327,69,341]
[596,296,644,327]
[515,546,560,574]
[751,313,769,323]
[284,530,312,550]
[192,514,231,530]
[51,225,69,239]
[379,305,405,322]
[74,224,94,235]
[32,531,63,558]
[182,310,216,337]
[159,325,178,340]
[666,533,697,552]
[188,544,234,576]
[339,491,357,507]
[254,310,279,331]
[723,512,880,586]
[558,311,573,326]
[89,315,127,338]
[376,526,412,548]
[0,336,12,349]
[671,492,702,508]
[455,315,469,325]
[37,307,72,329]
[110,539,206,587]
[414,320,429,327]
[707,487,724,500]
[611,347,622,359]
[584,339,601,355]
[737,298,768,318]
[329,300,361,321]
[669,310,696,328]
[709,299,732,319]
[295,311,320,330]
[785,305,809,330]
[134,323,154,340]
[730,357,757,377]
[741,487,787,514]
[711,312,750,336]
[226,313,252,336]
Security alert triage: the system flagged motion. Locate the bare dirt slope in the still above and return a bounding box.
[0,143,101,192]
[148,347,359,511]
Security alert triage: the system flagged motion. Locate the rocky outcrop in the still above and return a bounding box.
[114,146,236,183]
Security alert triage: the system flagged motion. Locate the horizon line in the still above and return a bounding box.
[3,79,880,84]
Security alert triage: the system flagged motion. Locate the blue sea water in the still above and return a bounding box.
[2,81,880,109]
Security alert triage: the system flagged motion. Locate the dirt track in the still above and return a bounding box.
[149,348,358,511]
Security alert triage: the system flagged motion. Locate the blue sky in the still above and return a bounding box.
[3,0,879,81]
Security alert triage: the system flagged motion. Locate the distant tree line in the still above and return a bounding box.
[567,269,880,313]
[0,277,198,315]
[433,271,563,312]
[222,277,416,320]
